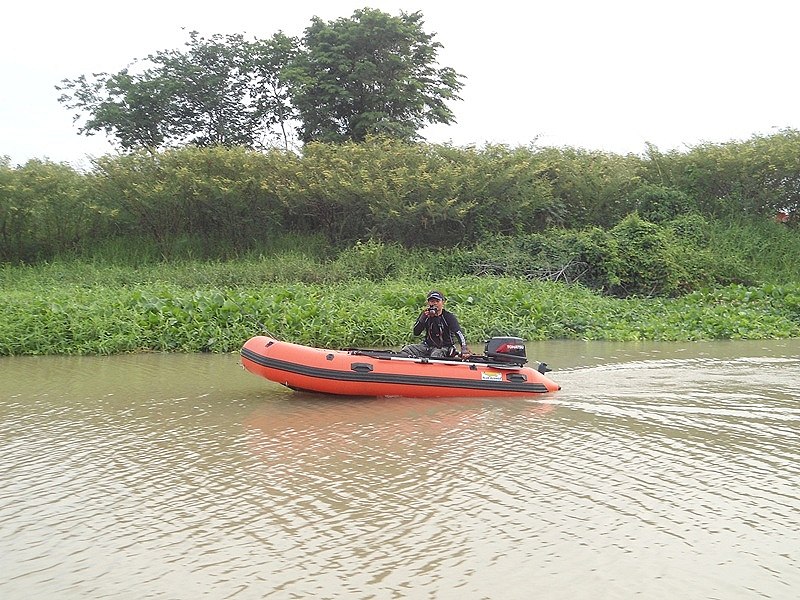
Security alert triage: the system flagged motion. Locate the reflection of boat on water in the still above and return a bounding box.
[240,336,561,398]
[242,393,556,464]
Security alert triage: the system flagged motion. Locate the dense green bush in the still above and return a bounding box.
[5,132,796,258]
[3,132,799,298]
[609,214,678,296]
[527,146,644,228]
[424,215,768,297]
[91,146,292,258]
[0,159,112,261]
[647,128,800,219]
[629,184,698,223]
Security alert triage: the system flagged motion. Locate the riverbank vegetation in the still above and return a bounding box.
[5,6,796,356]
[2,132,799,266]
[2,132,799,355]
[2,233,799,355]
[2,263,799,356]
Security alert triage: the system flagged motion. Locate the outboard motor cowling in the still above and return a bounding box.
[484,337,527,365]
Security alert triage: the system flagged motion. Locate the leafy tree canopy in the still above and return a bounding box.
[57,9,464,151]
[57,31,299,151]
[287,8,465,143]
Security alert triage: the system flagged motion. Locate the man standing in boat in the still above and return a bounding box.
[401,291,471,359]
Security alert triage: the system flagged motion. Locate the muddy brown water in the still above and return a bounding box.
[1,339,798,599]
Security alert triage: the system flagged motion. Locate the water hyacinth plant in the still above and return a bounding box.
[2,264,799,355]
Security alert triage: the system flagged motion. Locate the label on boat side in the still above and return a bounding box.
[481,371,503,382]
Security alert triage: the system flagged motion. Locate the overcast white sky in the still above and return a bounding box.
[2,0,798,168]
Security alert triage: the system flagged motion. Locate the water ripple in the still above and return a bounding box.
[1,348,799,598]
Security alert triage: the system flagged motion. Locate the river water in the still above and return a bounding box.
[1,339,798,599]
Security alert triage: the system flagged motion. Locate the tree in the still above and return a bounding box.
[287,8,465,144]
[57,31,299,151]
[57,10,464,152]
[56,69,172,150]
[249,33,302,150]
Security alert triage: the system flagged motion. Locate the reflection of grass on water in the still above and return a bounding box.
[1,260,799,356]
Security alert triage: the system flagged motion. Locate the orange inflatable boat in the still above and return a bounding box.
[240,336,560,398]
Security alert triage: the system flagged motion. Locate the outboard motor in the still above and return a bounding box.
[484,337,528,365]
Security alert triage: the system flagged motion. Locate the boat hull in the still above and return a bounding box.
[240,336,560,398]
